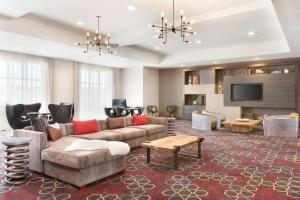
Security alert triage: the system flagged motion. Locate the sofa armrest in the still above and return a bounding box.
[148,116,168,126]
[13,129,48,173]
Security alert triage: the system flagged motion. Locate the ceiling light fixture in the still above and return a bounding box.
[76,21,84,25]
[127,5,137,11]
[75,16,118,55]
[196,40,202,44]
[150,0,196,44]
[248,31,257,36]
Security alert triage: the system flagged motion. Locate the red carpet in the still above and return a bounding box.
[1,120,300,199]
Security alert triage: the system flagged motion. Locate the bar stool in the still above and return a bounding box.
[1,137,32,185]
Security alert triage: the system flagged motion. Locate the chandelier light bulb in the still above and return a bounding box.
[86,32,90,37]
[190,20,195,24]
[180,9,184,16]
[187,26,192,30]
[94,37,97,40]
[183,17,186,22]
[193,32,197,35]
[98,35,102,39]
[165,18,168,23]
[161,12,165,17]
[147,24,152,27]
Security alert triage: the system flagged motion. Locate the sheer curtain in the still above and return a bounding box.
[75,62,115,120]
[0,50,53,130]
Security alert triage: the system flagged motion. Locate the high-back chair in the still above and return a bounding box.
[48,103,74,124]
[6,103,41,129]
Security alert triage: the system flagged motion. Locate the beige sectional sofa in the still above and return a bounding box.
[13,116,168,187]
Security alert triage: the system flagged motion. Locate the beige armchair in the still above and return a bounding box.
[263,113,299,138]
[202,110,226,128]
[192,111,217,131]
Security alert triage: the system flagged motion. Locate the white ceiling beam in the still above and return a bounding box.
[0,31,158,68]
[159,39,290,67]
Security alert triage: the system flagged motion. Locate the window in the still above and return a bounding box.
[77,63,114,119]
[0,51,52,130]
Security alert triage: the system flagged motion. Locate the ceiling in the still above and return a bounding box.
[0,0,299,68]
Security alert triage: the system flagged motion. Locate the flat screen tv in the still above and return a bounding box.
[231,84,263,101]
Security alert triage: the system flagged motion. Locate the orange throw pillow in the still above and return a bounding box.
[107,117,125,130]
[48,124,62,141]
[132,115,148,126]
[72,119,100,135]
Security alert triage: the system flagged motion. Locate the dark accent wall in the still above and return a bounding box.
[224,73,295,108]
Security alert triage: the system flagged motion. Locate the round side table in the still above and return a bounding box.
[1,137,32,185]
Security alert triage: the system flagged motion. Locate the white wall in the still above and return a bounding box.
[122,66,144,106]
[143,67,159,108]
[52,59,75,104]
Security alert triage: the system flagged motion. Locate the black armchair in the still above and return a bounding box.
[48,103,74,124]
[6,103,41,129]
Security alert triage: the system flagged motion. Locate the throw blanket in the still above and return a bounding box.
[65,140,130,156]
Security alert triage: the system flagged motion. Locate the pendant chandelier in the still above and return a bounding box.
[75,16,118,55]
[150,0,196,44]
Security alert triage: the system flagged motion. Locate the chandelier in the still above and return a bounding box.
[75,16,118,55]
[150,0,196,44]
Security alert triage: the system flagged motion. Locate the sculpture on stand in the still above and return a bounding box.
[147,105,159,117]
[167,105,177,118]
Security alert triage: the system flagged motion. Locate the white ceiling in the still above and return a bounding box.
[0,0,299,68]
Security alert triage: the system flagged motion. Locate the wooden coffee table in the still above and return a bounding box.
[222,119,262,133]
[141,135,204,170]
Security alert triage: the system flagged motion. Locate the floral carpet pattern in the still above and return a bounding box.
[1,120,300,200]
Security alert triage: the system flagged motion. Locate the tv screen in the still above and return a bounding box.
[231,84,263,101]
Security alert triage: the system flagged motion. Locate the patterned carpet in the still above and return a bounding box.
[1,120,300,200]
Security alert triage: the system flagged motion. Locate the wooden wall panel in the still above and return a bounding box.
[224,73,295,108]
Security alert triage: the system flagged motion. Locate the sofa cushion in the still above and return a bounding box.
[47,123,62,141]
[73,119,100,135]
[123,116,132,127]
[107,117,125,130]
[98,120,108,130]
[130,124,166,136]
[71,131,122,141]
[132,115,148,126]
[106,127,146,140]
[41,136,112,169]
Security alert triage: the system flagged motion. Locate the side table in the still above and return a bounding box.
[1,137,32,185]
[168,118,176,135]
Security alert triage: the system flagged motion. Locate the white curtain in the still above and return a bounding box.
[0,50,53,130]
[76,62,115,120]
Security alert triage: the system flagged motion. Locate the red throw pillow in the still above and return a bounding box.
[72,119,100,135]
[132,115,148,126]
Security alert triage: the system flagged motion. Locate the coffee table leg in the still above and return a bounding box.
[173,145,180,170]
[146,148,150,163]
[198,139,201,159]
[197,138,204,159]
